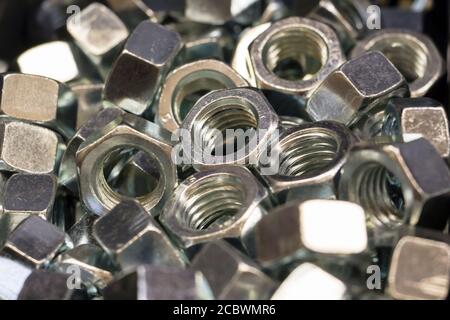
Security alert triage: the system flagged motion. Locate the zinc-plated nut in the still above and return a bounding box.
[339,138,450,230]
[271,262,348,300]
[0,256,32,300]
[59,107,124,195]
[249,17,345,96]
[191,240,277,300]
[158,59,248,133]
[388,235,450,300]
[307,51,409,125]
[259,121,355,202]
[0,73,77,139]
[103,21,183,115]
[351,29,444,97]
[0,120,62,174]
[382,97,450,158]
[71,82,104,130]
[1,216,69,268]
[245,200,368,269]
[76,112,176,215]
[67,3,129,79]
[160,166,270,249]
[181,87,279,170]
[104,265,213,300]
[93,200,186,272]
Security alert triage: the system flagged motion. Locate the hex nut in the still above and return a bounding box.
[307,51,409,125]
[382,97,450,158]
[1,216,68,268]
[246,200,368,269]
[160,166,270,249]
[71,82,104,130]
[388,235,450,300]
[103,21,183,115]
[93,200,186,271]
[351,29,444,97]
[68,213,98,247]
[250,17,345,96]
[339,138,450,230]
[191,240,277,300]
[0,256,32,300]
[76,112,176,215]
[157,59,248,133]
[0,120,62,174]
[104,265,213,300]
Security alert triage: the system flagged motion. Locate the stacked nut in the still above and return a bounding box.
[0,0,449,300]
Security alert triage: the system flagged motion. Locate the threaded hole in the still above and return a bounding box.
[278,128,340,177]
[263,27,328,81]
[177,174,246,230]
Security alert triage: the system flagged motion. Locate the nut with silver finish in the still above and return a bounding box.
[71,82,105,130]
[0,256,32,300]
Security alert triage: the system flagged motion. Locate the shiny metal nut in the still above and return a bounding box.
[351,29,444,97]
[93,200,186,272]
[249,17,345,96]
[1,216,68,268]
[59,107,124,195]
[0,120,62,174]
[76,113,176,215]
[103,21,182,115]
[71,82,104,130]
[158,59,248,133]
[104,265,213,300]
[68,213,98,247]
[246,200,368,269]
[160,166,270,249]
[388,235,450,300]
[260,121,355,202]
[191,240,277,300]
[271,262,347,300]
[0,257,32,300]
[382,97,450,158]
[339,138,450,230]
[307,51,409,125]
[181,87,279,170]
[0,73,77,139]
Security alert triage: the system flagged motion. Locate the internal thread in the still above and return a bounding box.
[263,27,328,80]
[178,175,246,230]
[278,128,339,177]
[369,36,428,82]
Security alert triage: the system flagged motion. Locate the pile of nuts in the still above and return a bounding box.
[0,0,449,300]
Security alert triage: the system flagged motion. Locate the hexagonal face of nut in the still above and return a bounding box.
[93,200,186,271]
[191,241,277,300]
[0,121,61,174]
[388,236,450,300]
[104,21,182,115]
[104,265,213,300]
[307,51,409,125]
[160,166,269,249]
[250,17,345,96]
[0,257,32,300]
[246,200,367,269]
[76,113,177,215]
[383,98,450,158]
[339,138,450,230]
[1,216,67,268]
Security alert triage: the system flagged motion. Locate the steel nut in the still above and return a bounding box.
[104,265,213,300]
[339,138,450,230]
[1,216,68,268]
[246,200,368,269]
[160,166,270,249]
[75,112,176,215]
[71,82,104,130]
[68,213,98,247]
[0,257,32,300]
[93,200,186,272]
[103,21,182,115]
[249,17,345,96]
[0,73,77,139]
[191,240,277,300]
[67,3,129,78]
[382,97,450,158]
[388,235,450,300]
[351,29,444,97]
[0,120,62,174]
[157,59,248,133]
[307,51,409,125]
